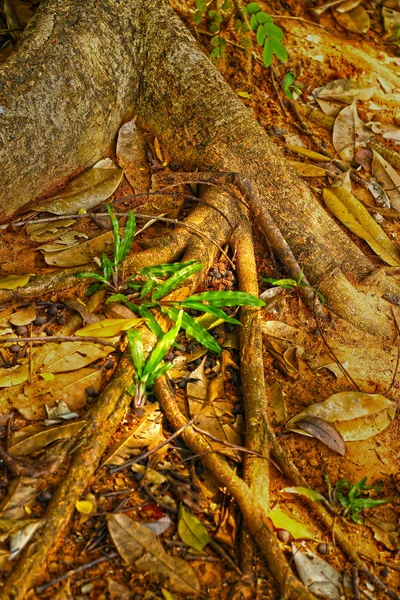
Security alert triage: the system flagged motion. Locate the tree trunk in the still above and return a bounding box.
[1,0,399,336]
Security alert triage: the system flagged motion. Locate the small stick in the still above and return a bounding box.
[0,335,117,348]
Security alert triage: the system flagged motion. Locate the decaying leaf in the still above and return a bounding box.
[286,391,396,441]
[270,381,287,424]
[335,0,362,13]
[42,341,115,371]
[9,304,36,327]
[0,274,34,290]
[268,507,314,539]
[287,145,331,162]
[332,102,369,163]
[333,4,370,33]
[382,5,400,33]
[9,421,85,456]
[108,513,200,595]
[26,219,75,243]
[107,579,134,600]
[365,517,399,550]
[313,79,376,104]
[295,416,347,456]
[372,150,400,212]
[9,520,42,560]
[75,317,143,338]
[38,230,88,252]
[281,487,326,502]
[322,187,400,266]
[315,98,342,117]
[30,160,123,215]
[177,504,210,552]
[288,161,328,177]
[43,230,115,267]
[293,546,351,599]
[0,476,39,519]
[116,118,151,195]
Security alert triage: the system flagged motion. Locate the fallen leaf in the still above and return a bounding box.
[365,517,399,550]
[144,515,172,536]
[313,79,376,104]
[295,416,347,455]
[42,341,114,372]
[333,4,370,33]
[108,513,200,594]
[286,391,396,441]
[281,487,326,502]
[332,102,369,163]
[288,161,328,177]
[30,161,123,215]
[43,230,115,267]
[38,230,88,252]
[26,219,75,242]
[177,504,210,551]
[107,579,134,600]
[9,520,42,559]
[9,304,37,327]
[75,317,144,338]
[315,98,342,117]
[0,476,39,519]
[270,381,287,424]
[382,5,400,33]
[76,500,95,515]
[335,0,362,12]
[372,150,400,212]
[287,145,331,162]
[322,187,400,265]
[9,421,85,456]
[0,274,34,290]
[268,507,314,539]
[116,118,151,195]
[293,545,351,599]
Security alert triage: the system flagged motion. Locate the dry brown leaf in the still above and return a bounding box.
[0,476,39,519]
[313,79,376,104]
[116,118,151,195]
[43,230,114,267]
[371,150,400,212]
[333,4,370,33]
[9,304,36,327]
[9,421,85,456]
[287,145,331,162]
[288,161,328,177]
[332,102,369,163]
[0,274,35,291]
[42,341,114,372]
[296,416,347,455]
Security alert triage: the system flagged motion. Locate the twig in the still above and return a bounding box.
[36,553,118,593]
[0,335,117,348]
[386,308,400,395]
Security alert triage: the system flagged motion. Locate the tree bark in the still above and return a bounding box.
[1,0,399,336]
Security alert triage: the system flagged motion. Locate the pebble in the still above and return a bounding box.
[187,344,197,353]
[277,530,290,543]
[104,358,114,370]
[56,314,66,325]
[15,326,28,336]
[317,542,328,555]
[9,345,21,354]
[165,351,174,362]
[44,327,53,336]
[177,380,187,389]
[37,490,52,503]
[85,386,97,398]
[47,305,58,317]
[380,567,390,578]
[33,316,47,326]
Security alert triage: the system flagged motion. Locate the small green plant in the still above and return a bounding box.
[243,2,287,67]
[76,205,136,293]
[193,0,232,61]
[126,311,183,406]
[282,72,302,99]
[324,475,392,524]
[262,272,325,304]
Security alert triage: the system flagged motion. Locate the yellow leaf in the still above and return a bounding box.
[333,4,370,33]
[76,500,94,515]
[75,318,144,338]
[287,145,331,162]
[323,188,400,266]
[40,373,55,381]
[154,137,164,163]
[0,274,34,290]
[288,161,327,177]
[268,507,314,539]
[237,91,250,98]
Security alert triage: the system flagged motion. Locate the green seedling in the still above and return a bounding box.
[324,475,392,524]
[262,272,325,304]
[282,72,303,99]
[243,2,287,67]
[193,0,232,61]
[77,205,136,292]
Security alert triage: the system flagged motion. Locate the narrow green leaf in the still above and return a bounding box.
[142,310,183,377]
[140,260,199,278]
[163,307,221,354]
[106,293,128,304]
[283,72,296,88]
[263,23,284,40]
[151,263,203,301]
[146,361,174,386]
[76,272,108,284]
[247,2,261,14]
[140,278,158,298]
[101,252,113,281]
[138,306,164,339]
[263,38,273,67]
[185,290,265,308]
[119,211,136,262]
[256,24,266,46]
[180,300,241,325]
[263,277,297,287]
[250,13,258,30]
[106,205,121,264]
[127,329,145,379]
[271,37,288,62]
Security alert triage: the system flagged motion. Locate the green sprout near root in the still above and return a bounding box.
[262,272,325,304]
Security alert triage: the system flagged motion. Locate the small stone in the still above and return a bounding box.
[104,358,114,370]
[380,567,390,578]
[177,380,187,389]
[9,344,21,354]
[33,316,47,326]
[15,326,28,337]
[44,328,53,336]
[277,530,290,543]
[37,490,52,503]
[233,402,242,414]
[165,351,174,362]
[47,305,58,316]
[85,386,97,398]
[56,314,66,325]
[187,344,196,353]
[81,584,94,594]
[317,542,328,555]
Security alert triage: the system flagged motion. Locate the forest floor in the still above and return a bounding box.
[0,0,399,599]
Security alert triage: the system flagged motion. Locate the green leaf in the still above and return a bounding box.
[211,35,220,47]
[283,72,296,88]
[222,0,232,9]
[193,11,203,24]
[263,277,297,288]
[138,306,164,339]
[127,329,145,379]
[270,37,288,62]
[180,300,241,325]
[140,260,199,278]
[256,12,273,23]
[185,290,265,308]
[250,13,258,30]
[146,361,174,387]
[210,47,221,60]
[256,24,266,46]
[101,252,113,281]
[142,310,183,378]
[263,38,273,67]
[119,211,136,262]
[106,205,121,264]
[106,293,129,304]
[151,262,203,301]
[178,504,211,552]
[247,2,261,14]
[195,0,206,10]
[263,23,284,40]
[162,307,221,354]
[76,272,109,284]
[140,278,158,299]
[209,22,219,33]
